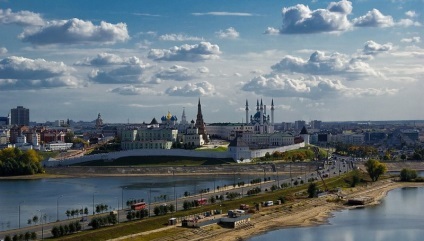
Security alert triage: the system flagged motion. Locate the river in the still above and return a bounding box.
[248,187,424,241]
[0,175,253,231]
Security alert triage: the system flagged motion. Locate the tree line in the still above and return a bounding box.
[0,148,44,176]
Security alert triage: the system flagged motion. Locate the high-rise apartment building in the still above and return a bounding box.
[11,106,30,126]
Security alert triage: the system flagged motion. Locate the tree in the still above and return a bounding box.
[30,232,36,240]
[364,159,387,182]
[307,183,318,198]
[400,168,417,182]
[400,154,407,161]
[24,232,31,241]
[169,204,175,213]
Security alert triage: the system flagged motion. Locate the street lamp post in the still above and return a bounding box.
[148,186,152,217]
[121,187,126,210]
[18,201,24,229]
[56,195,63,222]
[92,192,97,215]
[37,210,43,240]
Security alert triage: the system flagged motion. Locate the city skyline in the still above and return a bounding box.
[0,0,423,123]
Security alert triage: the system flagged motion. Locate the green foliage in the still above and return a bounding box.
[0,148,44,176]
[364,159,387,182]
[246,187,261,195]
[125,209,149,221]
[183,200,193,210]
[89,214,117,229]
[226,192,241,200]
[277,195,286,204]
[153,205,169,216]
[351,171,360,187]
[267,149,315,162]
[307,183,318,198]
[400,168,418,182]
[334,143,377,157]
[51,221,82,238]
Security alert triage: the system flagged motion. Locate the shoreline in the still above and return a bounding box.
[2,160,422,180]
[200,180,424,241]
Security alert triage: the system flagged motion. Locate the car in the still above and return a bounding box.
[297,176,302,179]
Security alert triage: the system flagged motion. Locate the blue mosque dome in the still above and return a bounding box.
[161,116,166,121]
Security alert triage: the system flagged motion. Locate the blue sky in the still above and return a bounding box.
[0,0,423,123]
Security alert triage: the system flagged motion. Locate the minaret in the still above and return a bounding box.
[271,99,275,125]
[256,99,259,112]
[260,99,264,126]
[245,100,249,124]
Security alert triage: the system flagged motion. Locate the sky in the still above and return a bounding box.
[0,0,423,124]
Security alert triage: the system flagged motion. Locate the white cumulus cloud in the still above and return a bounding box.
[263,27,280,35]
[109,85,158,95]
[148,42,221,62]
[0,56,80,90]
[401,37,421,43]
[353,9,394,27]
[271,51,381,79]
[151,65,194,82]
[165,81,215,96]
[0,8,44,26]
[216,27,239,39]
[241,74,396,99]
[158,34,203,41]
[89,64,148,84]
[19,18,129,45]
[0,47,7,55]
[75,53,141,66]
[362,40,393,55]
[280,0,352,34]
[405,11,417,18]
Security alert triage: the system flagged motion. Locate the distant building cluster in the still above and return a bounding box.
[1,102,423,162]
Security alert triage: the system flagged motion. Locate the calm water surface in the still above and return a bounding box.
[249,187,424,241]
[0,175,251,230]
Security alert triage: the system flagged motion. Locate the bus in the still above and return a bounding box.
[131,202,147,211]
[196,198,207,206]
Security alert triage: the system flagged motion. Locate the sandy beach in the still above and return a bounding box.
[198,180,424,241]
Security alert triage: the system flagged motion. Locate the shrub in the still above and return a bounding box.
[400,168,418,182]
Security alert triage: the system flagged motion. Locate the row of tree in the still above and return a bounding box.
[2,232,36,241]
[66,207,88,219]
[0,148,44,176]
[88,214,117,229]
[51,221,82,238]
[126,209,148,220]
[153,204,175,216]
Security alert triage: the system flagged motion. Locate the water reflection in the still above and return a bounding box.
[249,188,424,241]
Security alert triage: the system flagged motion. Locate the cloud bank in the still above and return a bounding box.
[0,56,79,90]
